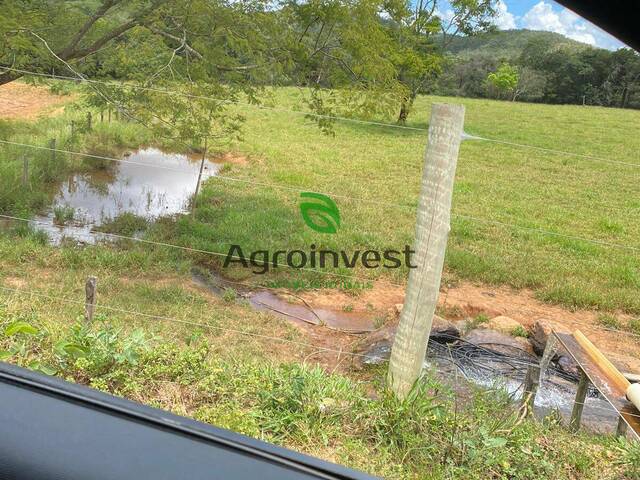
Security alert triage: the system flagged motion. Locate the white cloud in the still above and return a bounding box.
[520,1,625,50]
[493,0,516,30]
[436,8,455,27]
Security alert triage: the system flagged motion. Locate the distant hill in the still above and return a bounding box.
[444,29,595,60]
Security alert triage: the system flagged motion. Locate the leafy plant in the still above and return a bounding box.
[222,288,237,303]
[57,321,152,376]
[53,205,75,225]
[0,320,40,360]
[511,325,529,338]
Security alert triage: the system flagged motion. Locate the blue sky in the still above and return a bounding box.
[440,0,627,50]
[490,0,626,49]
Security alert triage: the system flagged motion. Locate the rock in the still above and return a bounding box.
[431,315,460,340]
[530,318,570,356]
[464,328,535,358]
[513,337,536,356]
[484,315,525,335]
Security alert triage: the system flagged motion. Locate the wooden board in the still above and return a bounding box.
[554,332,640,439]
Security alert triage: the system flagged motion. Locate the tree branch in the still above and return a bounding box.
[67,18,139,60]
[148,26,203,59]
[59,0,120,58]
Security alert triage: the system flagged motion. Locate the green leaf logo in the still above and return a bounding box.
[300,192,340,234]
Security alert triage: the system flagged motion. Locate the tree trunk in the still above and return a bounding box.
[397,94,417,125]
[397,101,410,125]
[387,103,465,399]
[621,85,630,108]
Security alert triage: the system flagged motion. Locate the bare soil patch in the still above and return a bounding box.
[288,280,640,374]
[0,82,72,120]
[212,152,250,166]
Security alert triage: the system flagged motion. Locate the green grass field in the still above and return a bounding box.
[1,84,640,478]
[193,89,640,312]
[2,86,640,313]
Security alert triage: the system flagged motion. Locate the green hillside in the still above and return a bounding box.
[434,29,639,108]
[445,29,595,60]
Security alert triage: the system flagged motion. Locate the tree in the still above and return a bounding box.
[486,62,518,100]
[381,0,498,124]
[606,48,640,108]
[511,66,546,102]
[0,0,174,85]
[2,0,421,137]
[278,0,408,128]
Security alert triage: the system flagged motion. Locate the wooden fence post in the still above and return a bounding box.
[87,112,92,131]
[387,104,465,399]
[71,121,75,136]
[100,110,104,123]
[84,276,97,323]
[49,138,56,174]
[570,368,590,432]
[616,416,628,438]
[522,364,541,414]
[191,139,208,217]
[108,108,112,123]
[21,156,29,187]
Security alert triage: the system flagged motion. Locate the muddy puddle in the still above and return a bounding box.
[192,272,377,333]
[29,148,221,244]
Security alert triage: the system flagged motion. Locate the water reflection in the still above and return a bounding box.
[33,148,220,244]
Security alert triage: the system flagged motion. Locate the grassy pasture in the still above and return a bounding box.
[189,89,640,312]
[1,86,640,313]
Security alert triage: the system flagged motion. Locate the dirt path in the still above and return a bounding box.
[0,82,72,120]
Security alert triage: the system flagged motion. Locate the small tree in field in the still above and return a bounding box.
[486,62,519,100]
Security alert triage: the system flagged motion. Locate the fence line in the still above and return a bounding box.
[0,213,407,287]
[2,138,640,253]
[2,183,640,258]
[454,214,640,253]
[1,283,638,422]
[0,139,418,210]
[4,213,640,343]
[0,285,374,360]
[4,67,640,169]
[475,137,640,169]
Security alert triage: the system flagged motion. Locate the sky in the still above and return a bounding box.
[487,0,626,50]
[434,0,627,50]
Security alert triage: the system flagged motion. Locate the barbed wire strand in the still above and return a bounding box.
[0,285,375,359]
[5,67,640,170]
[476,137,640,169]
[0,67,427,133]
[2,139,640,253]
[0,139,417,210]
[2,285,639,421]
[0,213,407,287]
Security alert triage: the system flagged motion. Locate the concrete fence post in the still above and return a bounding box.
[387,104,465,399]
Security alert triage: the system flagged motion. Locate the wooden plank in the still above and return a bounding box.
[573,329,630,392]
[554,332,640,439]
